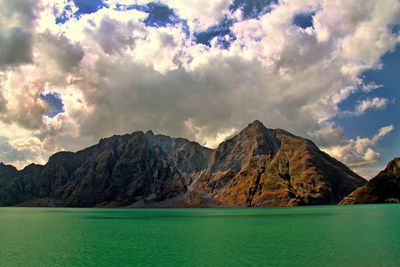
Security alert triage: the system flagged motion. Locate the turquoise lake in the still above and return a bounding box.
[0,204,399,266]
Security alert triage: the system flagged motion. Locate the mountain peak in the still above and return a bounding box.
[0,162,18,181]
[241,120,268,133]
[382,157,400,176]
[0,162,16,170]
[249,119,266,128]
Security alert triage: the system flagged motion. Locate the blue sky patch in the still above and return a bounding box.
[194,17,235,48]
[194,0,278,48]
[115,2,184,29]
[230,0,277,19]
[389,24,400,35]
[56,4,74,24]
[56,0,109,24]
[143,2,181,27]
[293,12,315,29]
[40,93,64,118]
[74,0,108,15]
[334,44,400,163]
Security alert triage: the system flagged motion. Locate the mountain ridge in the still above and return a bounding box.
[0,120,367,207]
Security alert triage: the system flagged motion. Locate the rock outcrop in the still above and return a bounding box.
[0,120,366,207]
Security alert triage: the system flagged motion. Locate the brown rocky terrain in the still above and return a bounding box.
[340,157,400,204]
[190,120,366,206]
[0,120,366,207]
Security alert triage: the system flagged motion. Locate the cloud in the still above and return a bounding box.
[342,97,390,116]
[0,27,33,68]
[311,124,345,147]
[0,0,399,170]
[361,82,383,92]
[0,67,47,129]
[356,97,389,114]
[89,15,141,55]
[0,0,39,27]
[163,0,232,31]
[184,118,237,148]
[372,125,395,142]
[322,125,394,167]
[0,0,41,69]
[0,137,43,168]
[36,32,84,72]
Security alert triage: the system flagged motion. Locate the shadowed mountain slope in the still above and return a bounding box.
[340,157,400,204]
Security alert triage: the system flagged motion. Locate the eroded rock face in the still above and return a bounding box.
[191,121,366,207]
[340,158,400,205]
[0,121,366,207]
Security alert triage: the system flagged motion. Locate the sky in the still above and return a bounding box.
[0,0,399,178]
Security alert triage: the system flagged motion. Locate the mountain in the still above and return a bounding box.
[0,120,366,207]
[190,120,366,206]
[340,157,400,204]
[0,163,18,181]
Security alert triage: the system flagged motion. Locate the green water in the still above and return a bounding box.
[0,205,399,266]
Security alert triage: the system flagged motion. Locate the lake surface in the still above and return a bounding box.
[0,205,399,266]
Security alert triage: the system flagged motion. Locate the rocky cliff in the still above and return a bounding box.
[0,120,366,207]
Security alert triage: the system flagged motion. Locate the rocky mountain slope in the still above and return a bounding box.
[340,157,400,204]
[0,120,366,207]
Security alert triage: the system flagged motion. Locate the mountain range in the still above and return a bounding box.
[0,120,392,207]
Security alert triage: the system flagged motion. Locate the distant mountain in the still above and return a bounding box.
[340,157,400,204]
[0,120,366,207]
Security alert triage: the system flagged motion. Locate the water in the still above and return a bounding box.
[0,205,399,266]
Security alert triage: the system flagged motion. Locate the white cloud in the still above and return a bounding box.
[356,97,388,114]
[342,97,389,116]
[322,125,394,167]
[164,0,233,31]
[184,118,237,148]
[372,125,395,142]
[362,82,383,92]
[0,0,399,170]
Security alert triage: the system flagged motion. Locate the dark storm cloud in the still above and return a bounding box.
[0,28,33,68]
[0,0,40,69]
